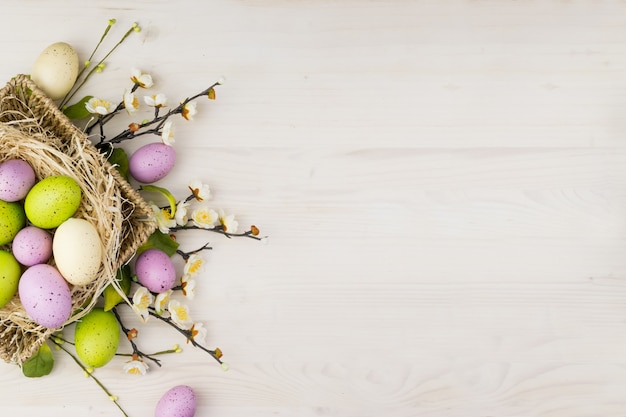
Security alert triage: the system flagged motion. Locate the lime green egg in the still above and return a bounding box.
[0,199,26,245]
[24,175,81,229]
[0,251,21,308]
[74,308,120,368]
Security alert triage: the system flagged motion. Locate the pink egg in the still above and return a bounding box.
[129,142,176,184]
[0,159,36,202]
[135,248,176,293]
[12,226,53,266]
[19,264,72,328]
[155,385,197,417]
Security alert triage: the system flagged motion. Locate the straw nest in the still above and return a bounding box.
[0,74,156,364]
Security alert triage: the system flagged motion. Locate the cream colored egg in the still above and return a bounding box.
[31,42,79,100]
[53,218,103,286]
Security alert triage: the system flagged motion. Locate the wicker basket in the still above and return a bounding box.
[0,74,156,364]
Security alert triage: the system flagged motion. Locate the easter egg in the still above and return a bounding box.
[0,159,36,202]
[135,248,177,293]
[74,308,120,368]
[0,250,21,309]
[12,226,53,266]
[0,199,26,245]
[129,142,176,183]
[31,42,79,100]
[24,175,81,229]
[155,385,197,417]
[18,264,72,329]
[53,218,102,286]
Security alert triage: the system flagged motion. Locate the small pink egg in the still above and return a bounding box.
[0,159,36,202]
[129,142,176,184]
[12,226,53,266]
[135,248,177,293]
[155,385,197,417]
[19,264,72,329]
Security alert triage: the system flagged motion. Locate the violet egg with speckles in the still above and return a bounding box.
[12,226,53,266]
[0,159,36,202]
[129,142,176,183]
[19,264,72,329]
[135,248,176,293]
[155,385,197,417]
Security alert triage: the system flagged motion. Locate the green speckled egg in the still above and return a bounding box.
[74,308,120,368]
[0,250,21,309]
[24,175,81,229]
[0,199,26,245]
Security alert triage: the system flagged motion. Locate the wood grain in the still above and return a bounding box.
[1,1,626,416]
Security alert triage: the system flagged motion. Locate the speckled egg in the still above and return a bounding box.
[74,308,120,368]
[24,175,81,229]
[53,218,102,286]
[129,142,176,183]
[155,385,197,417]
[18,264,72,329]
[135,248,177,293]
[0,159,36,202]
[12,226,53,266]
[31,42,79,100]
[0,199,26,246]
[0,250,21,309]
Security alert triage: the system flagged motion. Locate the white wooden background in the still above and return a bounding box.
[1,1,626,416]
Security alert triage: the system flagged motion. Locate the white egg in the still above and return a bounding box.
[31,42,79,100]
[52,218,103,286]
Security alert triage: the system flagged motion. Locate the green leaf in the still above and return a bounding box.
[137,230,179,257]
[103,264,132,311]
[62,95,93,119]
[107,147,130,181]
[140,185,177,219]
[22,342,54,378]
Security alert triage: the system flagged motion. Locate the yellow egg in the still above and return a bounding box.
[31,42,79,100]
[24,175,81,229]
[52,218,102,286]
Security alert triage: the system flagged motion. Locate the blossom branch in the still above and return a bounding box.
[50,338,129,417]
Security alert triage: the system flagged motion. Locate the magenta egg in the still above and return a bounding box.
[135,248,176,293]
[19,264,72,328]
[129,142,176,184]
[0,159,36,202]
[155,385,197,417]
[12,226,53,266]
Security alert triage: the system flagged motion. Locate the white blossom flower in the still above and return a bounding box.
[124,358,149,375]
[168,299,193,329]
[189,322,207,345]
[123,89,139,114]
[181,101,197,121]
[151,204,176,233]
[161,120,175,146]
[175,200,190,226]
[132,286,153,322]
[191,206,218,229]
[144,93,167,107]
[219,209,239,234]
[181,274,196,300]
[188,180,211,201]
[130,68,153,88]
[154,289,173,315]
[183,254,204,277]
[85,97,112,115]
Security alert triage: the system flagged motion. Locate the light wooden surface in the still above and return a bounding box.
[2,1,626,416]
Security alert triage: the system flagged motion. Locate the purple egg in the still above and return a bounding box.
[135,248,176,293]
[12,226,53,266]
[155,385,197,417]
[0,159,36,202]
[129,142,176,184]
[19,264,72,329]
